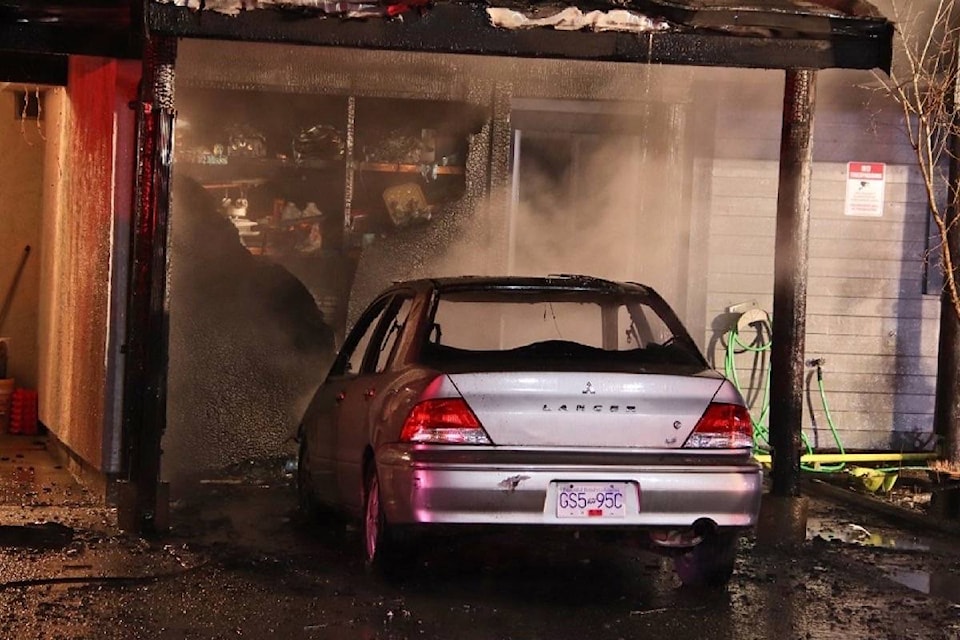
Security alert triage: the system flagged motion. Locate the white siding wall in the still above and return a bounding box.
[701,99,940,452]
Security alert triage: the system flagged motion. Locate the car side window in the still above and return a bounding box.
[335,298,391,376]
[619,303,672,349]
[374,297,413,373]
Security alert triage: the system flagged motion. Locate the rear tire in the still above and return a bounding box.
[672,531,739,588]
[363,466,404,575]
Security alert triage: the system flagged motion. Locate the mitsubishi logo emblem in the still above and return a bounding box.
[582,382,596,395]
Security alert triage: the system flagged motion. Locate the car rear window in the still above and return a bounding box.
[421,288,705,369]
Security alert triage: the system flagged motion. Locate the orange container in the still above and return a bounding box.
[0,378,13,433]
[10,388,38,436]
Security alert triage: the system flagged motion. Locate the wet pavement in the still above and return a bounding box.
[0,434,97,509]
[1,437,960,639]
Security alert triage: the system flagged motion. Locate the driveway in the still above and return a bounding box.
[1,455,959,640]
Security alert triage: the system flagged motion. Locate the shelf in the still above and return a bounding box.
[356,161,465,175]
[199,180,269,189]
[180,159,463,191]
[268,214,327,230]
[178,156,346,186]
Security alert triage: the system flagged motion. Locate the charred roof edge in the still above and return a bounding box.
[146,1,893,72]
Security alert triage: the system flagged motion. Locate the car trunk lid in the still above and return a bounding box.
[446,371,726,448]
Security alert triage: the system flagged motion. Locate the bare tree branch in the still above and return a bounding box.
[875,0,960,322]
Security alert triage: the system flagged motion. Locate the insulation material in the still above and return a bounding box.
[160,0,670,26]
[160,0,429,18]
[164,175,336,485]
[486,7,670,33]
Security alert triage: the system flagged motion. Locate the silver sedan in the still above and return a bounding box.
[297,275,762,587]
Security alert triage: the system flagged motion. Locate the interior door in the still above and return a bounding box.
[508,101,690,311]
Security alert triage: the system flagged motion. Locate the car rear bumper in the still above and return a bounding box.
[376,445,762,529]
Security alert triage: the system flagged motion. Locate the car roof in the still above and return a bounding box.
[388,275,655,296]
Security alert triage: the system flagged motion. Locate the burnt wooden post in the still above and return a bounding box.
[120,34,177,534]
[932,58,960,518]
[769,69,816,499]
[756,68,818,548]
[936,131,960,460]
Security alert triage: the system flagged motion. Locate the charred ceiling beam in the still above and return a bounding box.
[629,0,887,36]
[147,1,892,72]
[0,0,140,58]
[0,25,139,58]
[0,50,68,84]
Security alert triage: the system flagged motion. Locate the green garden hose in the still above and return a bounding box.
[723,313,846,472]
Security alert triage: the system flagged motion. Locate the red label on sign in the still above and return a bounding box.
[848,162,884,180]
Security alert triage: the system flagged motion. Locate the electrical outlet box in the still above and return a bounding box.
[727,300,759,315]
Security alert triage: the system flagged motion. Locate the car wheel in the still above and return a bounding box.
[297,436,320,521]
[363,466,407,575]
[672,531,739,588]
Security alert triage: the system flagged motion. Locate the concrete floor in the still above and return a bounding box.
[2,436,960,639]
[0,432,98,510]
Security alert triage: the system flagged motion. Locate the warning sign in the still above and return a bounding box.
[845,162,885,217]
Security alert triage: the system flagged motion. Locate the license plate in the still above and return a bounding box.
[556,482,628,518]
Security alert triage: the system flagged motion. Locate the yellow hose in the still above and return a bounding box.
[753,452,937,465]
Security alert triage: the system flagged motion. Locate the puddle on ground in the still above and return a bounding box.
[806,518,940,552]
[807,518,960,603]
[886,569,960,603]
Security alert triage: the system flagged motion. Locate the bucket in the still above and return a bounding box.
[10,388,38,436]
[0,378,13,433]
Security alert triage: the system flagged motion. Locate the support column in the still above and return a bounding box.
[120,34,177,534]
[934,118,960,459]
[932,57,960,519]
[758,68,816,546]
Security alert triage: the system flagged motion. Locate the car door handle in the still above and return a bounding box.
[364,387,376,399]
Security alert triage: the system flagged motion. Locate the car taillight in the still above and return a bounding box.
[683,402,753,449]
[399,398,492,445]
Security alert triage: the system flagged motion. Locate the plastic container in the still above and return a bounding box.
[0,377,13,433]
[9,388,38,436]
